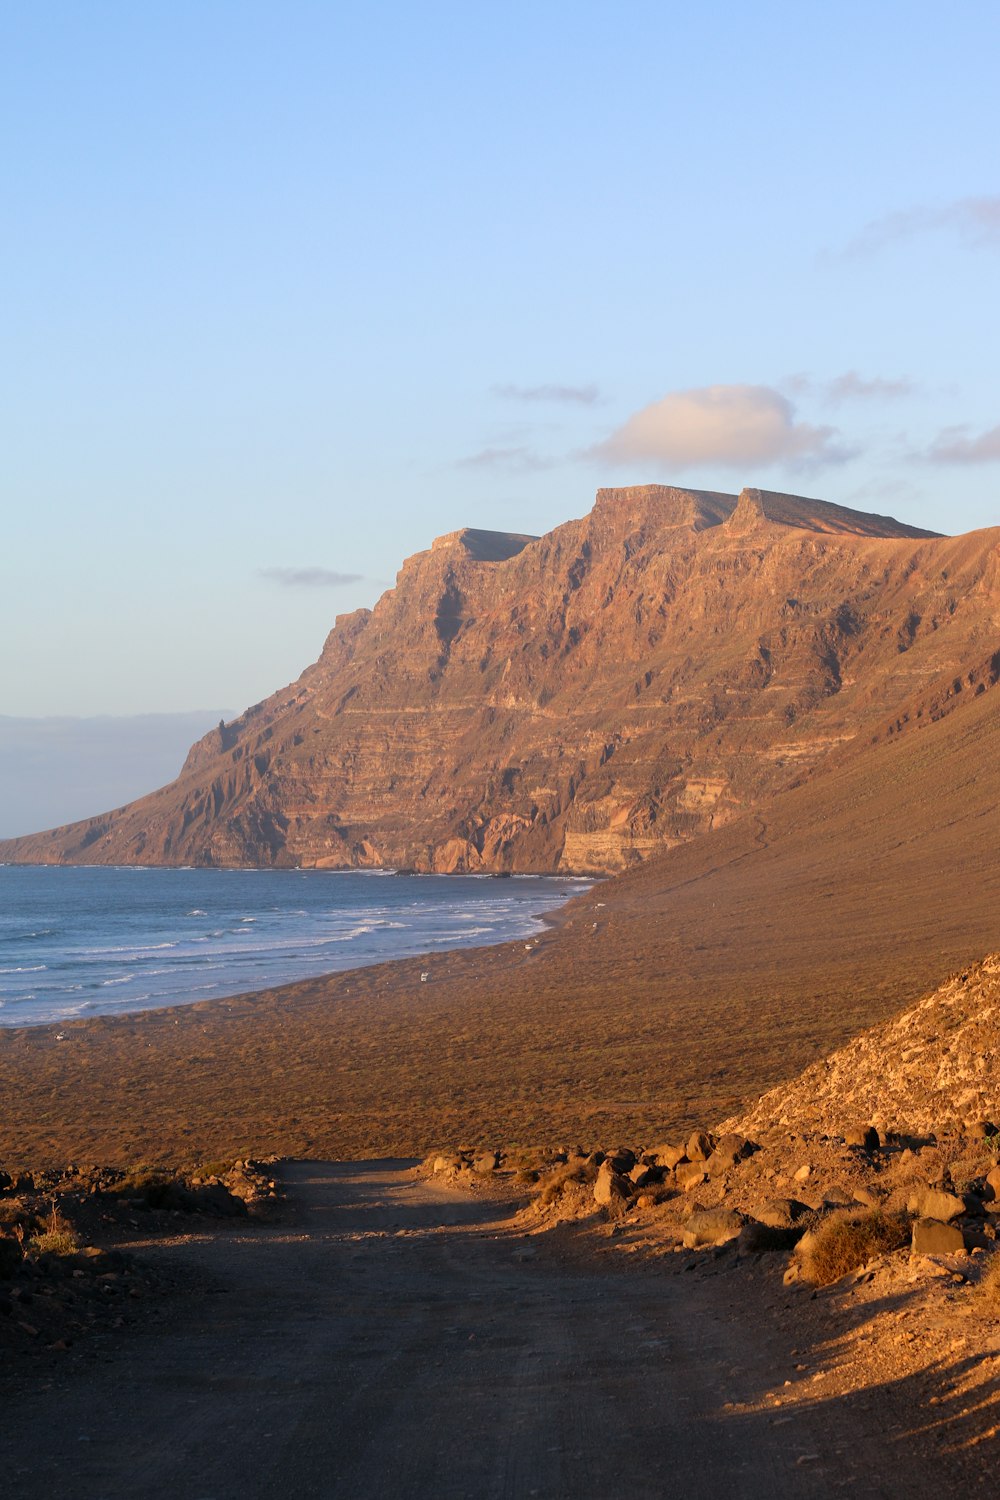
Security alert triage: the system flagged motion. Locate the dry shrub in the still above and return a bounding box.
[197,1159,236,1180]
[981,1254,1000,1312]
[28,1204,80,1257]
[537,1160,597,1208]
[29,1228,80,1256]
[106,1167,189,1209]
[806,1208,910,1286]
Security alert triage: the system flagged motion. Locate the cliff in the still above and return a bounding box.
[4,481,997,875]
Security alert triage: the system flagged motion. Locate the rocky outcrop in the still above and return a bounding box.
[8,480,1000,874]
[724,954,1000,1141]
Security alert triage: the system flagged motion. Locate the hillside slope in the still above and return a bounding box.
[726,953,1000,1140]
[5,666,1000,1163]
[6,482,999,875]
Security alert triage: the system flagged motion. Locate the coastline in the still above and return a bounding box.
[5,688,1000,1170]
[0,865,590,1029]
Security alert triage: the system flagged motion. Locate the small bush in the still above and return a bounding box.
[106,1169,190,1209]
[806,1208,910,1286]
[537,1161,597,1208]
[198,1159,236,1180]
[29,1228,80,1257]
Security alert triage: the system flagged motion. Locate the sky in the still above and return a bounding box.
[3,1,1000,723]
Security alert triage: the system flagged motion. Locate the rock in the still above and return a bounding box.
[705,1133,755,1174]
[606,1148,636,1174]
[757,1198,811,1230]
[649,1143,687,1170]
[738,1220,802,1254]
[0,1237,22,1279]
[675,1161,708,1192]
[593,1162,632,1208]
[911,1218,966,1256]
[967,1119,998,1140]
[845,1126,880,1152]
[628,1165,653,1188]
[472,1153,499,1175]
[793,1164,812,1183]
[682,1208,745,1249]
[907,1186,965,1223]
[686,1130,715,1163]
[984,1165,1000,1203]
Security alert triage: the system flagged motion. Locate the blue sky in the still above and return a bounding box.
[3,1,999,718]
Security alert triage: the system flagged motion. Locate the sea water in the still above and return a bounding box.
[0,865,587,1027]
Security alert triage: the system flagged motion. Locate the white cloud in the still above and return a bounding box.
[928,422,1000,464]
[259,567,363,587]
[593,384,851,470]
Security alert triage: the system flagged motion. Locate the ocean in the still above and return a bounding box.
[0,865,587,1028]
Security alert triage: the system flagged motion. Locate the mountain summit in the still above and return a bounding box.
[4,483,995,875]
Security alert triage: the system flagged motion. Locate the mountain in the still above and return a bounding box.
[4,481,998,875]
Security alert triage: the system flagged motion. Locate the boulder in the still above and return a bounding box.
[628,1164,654,1189]
[593,1162,632,1208]
[705,1133,756,1175]
[675,1161,708,1192]
[984,1165,1000,1203]
[793,1164,812,1183]
[845,1126,881,1152]
[738,1220,802,1254]
[649,1143,687,1171]
[757,1197,811,1230]
[907,1186,965,1223]
[686,1131,715,1163]
[911,1218,966,1256]
[606,1147,636,1174]
[473,1153,499,1175]
[682,1208,745,1249]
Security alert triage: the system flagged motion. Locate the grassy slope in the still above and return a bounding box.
[3,681,1000,1166]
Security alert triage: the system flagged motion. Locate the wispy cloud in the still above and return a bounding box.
[927,422,1000,464]
[492,382,600,405]
[590,384,854,471]
[786,371,915,404]
[843,196,1000,256]
[259,567,364,588]
[458,445,553,473]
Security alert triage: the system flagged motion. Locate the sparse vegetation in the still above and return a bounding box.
[538,1161,598,1208]
[805,1209,910,1286]
[197,1158,236,1180]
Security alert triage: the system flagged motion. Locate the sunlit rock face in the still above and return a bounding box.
[6,481,998,876]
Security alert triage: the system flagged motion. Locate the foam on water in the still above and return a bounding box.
[0,866,587,1027]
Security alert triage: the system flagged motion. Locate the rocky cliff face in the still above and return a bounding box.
[3,482,998,873]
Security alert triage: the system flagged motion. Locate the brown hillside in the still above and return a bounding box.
[4,668,1000,1166]
[725,952,1000,1140]
[8,483,997,877]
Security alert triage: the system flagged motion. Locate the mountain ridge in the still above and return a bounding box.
[3,482,993,875]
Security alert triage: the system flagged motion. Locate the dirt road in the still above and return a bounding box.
[0,1162,954,1498]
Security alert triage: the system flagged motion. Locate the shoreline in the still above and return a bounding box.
[0,865,591,1031]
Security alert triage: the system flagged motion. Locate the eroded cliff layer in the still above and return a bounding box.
[3,482,997,873]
